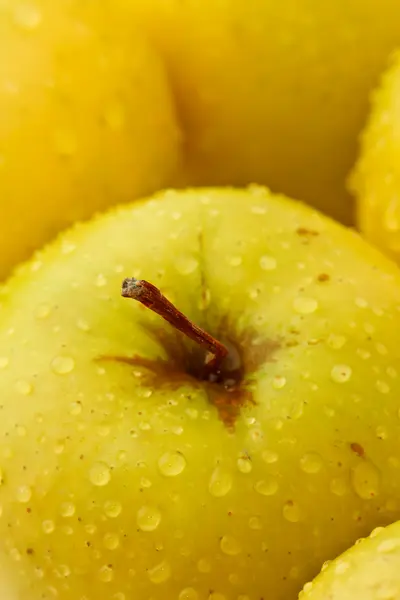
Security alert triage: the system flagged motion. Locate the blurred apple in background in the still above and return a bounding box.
[299,520,400,600]
[1,187,400,599]
[350,49,400,264]
[0,0,181,279]
[126,0,400,224]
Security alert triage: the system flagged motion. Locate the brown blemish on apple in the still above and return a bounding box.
[350,442,365,457]
[296,227,319,237]
[317,273,330,282]
[100,321,280,430]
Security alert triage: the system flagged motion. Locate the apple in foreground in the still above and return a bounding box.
[299,520,400,599]
[350,49,400,264]
[2,187,400,600]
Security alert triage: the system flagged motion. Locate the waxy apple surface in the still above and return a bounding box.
[299,520,400,600]
[1,187,400,600]
[0,0,180,279]
[351,50,400,263]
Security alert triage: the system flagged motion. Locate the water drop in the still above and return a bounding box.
[378,539,398,553]
[158,452,186,476]
[259,255,277,270]
[13,3,42,29]
[95,273,107,288]
[376,426,388,440]
[327,334,346,349]
[262,450,278,464]
[15,380,32,395]
[35,304,51,319]
[237,456,252,473]
[283,500,301,522]
[300,452,323,474]
[69,401,82,416]
[220,535,241,555]
[51,356,75,375]
[77,319,90,332]
[351,461,381,499]
[60,502,75,518]
[89,462,111,487]
[197,558,211,573]
[228,256,242,267]
[16,485,32,503]
[293,297,318,314]
[103,533,120,550]
[249,516,262,530]
[272,375,286,389]
[148,560,171,584]
[331,364,352,383]
[98,565,113,583]
[42,520,55,534]
[175,255,199,275]
[209,467,232,497]
[56,564,71,578]
[0,357,9,369]
[376,380,390,394]
[137,506,161,531]
[255,477,278,496]
[330,478,348,496]
[355,297,368,308]
[179,588,198,600]
[104,500,122,518]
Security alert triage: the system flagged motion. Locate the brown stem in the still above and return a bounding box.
[121,278,229,378]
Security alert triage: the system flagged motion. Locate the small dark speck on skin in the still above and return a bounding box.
[351,442,365,458]
[26,548,34,555]
[296,227,319,237]
[317,273,330,282]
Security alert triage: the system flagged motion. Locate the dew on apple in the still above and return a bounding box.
[327,333,347,349]
[35,304,51,319]
[376,425,388,440]
[104,500,122,518]
[16,485,32,503]
[262,449,279,464]
[76,318,90,332]
[259,255,277,270]
[300,452,323,474]
[56,564,71,578]
[9,548,21,562]
[330,364,352,383]
[351,460,381,499]
[228,255,242,267]
[208,466,232,497]
[14,380,33,396]
[254,477,279,496]
[69,401,82,416]
[175,255,199,275]
[249,516,262,530]
[283,500,302,523]
[89,461,111,486]
[220,535,242,556]
[42,520,55,534]
[98,564,114,583]
[136,505,161,532]
[147,559,171,584]
[0,357,9,369]
[237,455,252,473]
[293,296,319,315]
[12,3,42,30]
[272,375,286,389]
[157,451,186,476]
[95,273,107,288]
[377,538,399,553]
[197,558,211,573]
[103,532,120,550]
[60,502,75,518]
[179,587,199,600]
[376,380,390,394]
[51,355,75,375]
[330,478,349,496]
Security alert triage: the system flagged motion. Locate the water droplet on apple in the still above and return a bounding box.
[89,462,111,486]
[77,319,90,332]
[98,565,114,583]
[42,520,55,534]
[376,380,390,394]
[137,506,161,531]
[283,500,302,522]
[104,500,122,518]
[95,273,108,288]
[293,296,318,314]
[220,535,241,555]
[327,333,347,349]
[15,380,33,395]
[378,539,399,553]
[59,502,75,518]
[158,452,186,476]
[16,485,32,503]
[331,364,352,383]
[175,255,199,275]
[56,564,71,578]
[351,461,381,499]
[330,478,349,496]
[259,255,277,270]
[228,255,242,267]
[69,401,82,416]
[103,533,120,550]
[148,560,171,584]
[0,357,9,369]
[237,456,252,473]
[197,558,211,573]
[13,3,42,29]
[179,588,199,600]
[262,450,279,464]
[376,425,388,439]
[85,523,97,535]
[35,304,51,319]
[10,548,21,561]
[272,375,286,389]
[51,356,75,375]
[254,477,278,496]
[300,452,323,474]
[249,516,262,530]
[209,467,232,497]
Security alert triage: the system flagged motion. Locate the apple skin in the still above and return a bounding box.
[350,50,400,264]
[126,0,400,224]
[2,187,400,599]
[0,0,181,280]
[299,521,400,600]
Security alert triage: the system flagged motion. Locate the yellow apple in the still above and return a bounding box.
[126,0,400,223]
[299,520,400,600]
[0,0,181,280]
[2,186,400,600]
[350,50,400,263]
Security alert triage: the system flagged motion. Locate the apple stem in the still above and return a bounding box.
[121,278,229,379]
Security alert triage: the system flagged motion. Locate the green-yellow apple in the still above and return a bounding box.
[126,0,400,223]
[350,49,400,263]
[2,186,400,600]
[0,0,181,279]
[299,520,400,599]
